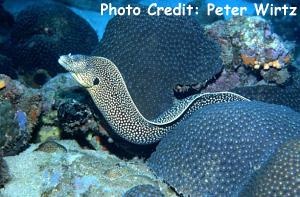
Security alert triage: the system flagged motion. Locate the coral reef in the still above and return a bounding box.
[0,74,41,156]
[240,138,300,197]
[0,140,176,197]
[147,101,300,196]
[39,73,82,113]
[9,2,98,86]
[124,184,164,197]
[232,85,300,112]
[0,100,29,156]
[93,8,222,119]
[37,73,107,145]
[205,16,294,85]
[231,69,300,112]
[203,70,241,93]
[0,157,10,188]
[37,73,84,142]
[57,99,98,138]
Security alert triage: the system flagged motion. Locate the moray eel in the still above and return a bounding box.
[58,54,250,145]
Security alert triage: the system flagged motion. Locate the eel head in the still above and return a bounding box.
[58,54,122,91]
[58,54,99,88]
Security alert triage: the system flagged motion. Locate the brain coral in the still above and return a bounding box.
[123,184,164,197]
[93,9,222,119]
[10,2,98,85]
[147,101,300,196]
[240,138,300,197]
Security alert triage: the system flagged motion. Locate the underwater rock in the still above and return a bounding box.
[124,184,164,197]
[240,138,300,197]
[40,73,81,113]
[0,140,175,197]
[93,8,222,119]
[0,54,17,79]
[9,2,98,86]
[38,73,103,144]
[0,100,30,156]
[147,101,300,196]
[37,73,83,142]
[0,157,10,188]
[0,74,42,156]
[205,16,294,85]
[57,99,98,138]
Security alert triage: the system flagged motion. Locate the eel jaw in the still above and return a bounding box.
[58,54,92,88]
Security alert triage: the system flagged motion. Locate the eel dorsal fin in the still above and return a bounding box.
[150,92,250,126]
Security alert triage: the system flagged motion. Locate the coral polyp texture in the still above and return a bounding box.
[240,138,300,197]
[93,9,222,119]
[147,101,300,196]
[205,16,294,84]
[123,184,164,197]
[9,2,98,85]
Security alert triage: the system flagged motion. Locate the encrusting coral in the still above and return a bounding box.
[0,74,41,156]
[205,16,294,85]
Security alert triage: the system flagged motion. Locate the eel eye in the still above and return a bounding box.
[93,77,100,85]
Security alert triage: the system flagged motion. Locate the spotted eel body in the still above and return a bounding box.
[58,54,250,145]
